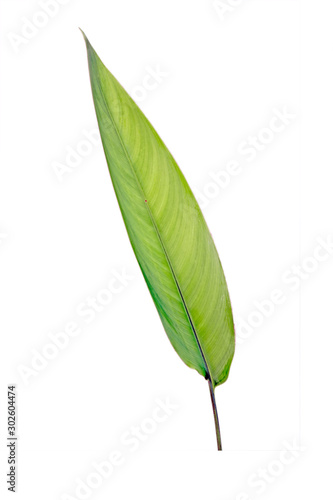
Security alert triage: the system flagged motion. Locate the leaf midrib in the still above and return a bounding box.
[90,52,213,384]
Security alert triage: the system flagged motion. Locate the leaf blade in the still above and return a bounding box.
[83,33,235,387]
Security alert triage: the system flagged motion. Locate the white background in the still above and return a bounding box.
[0,0,332,499]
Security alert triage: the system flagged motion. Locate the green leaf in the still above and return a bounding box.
[82,32,235,400]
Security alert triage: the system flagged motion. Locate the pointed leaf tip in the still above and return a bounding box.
[79,28,87,40]
[79,29,93,52]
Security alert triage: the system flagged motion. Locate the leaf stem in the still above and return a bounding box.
[208,379,222,450]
